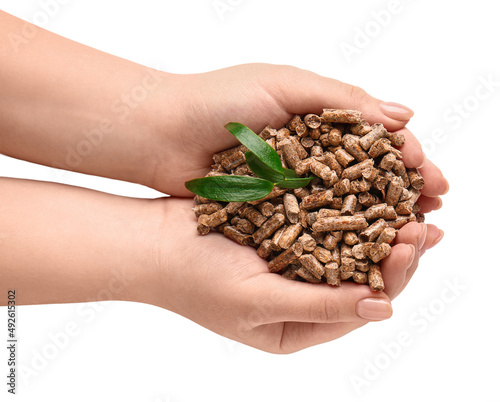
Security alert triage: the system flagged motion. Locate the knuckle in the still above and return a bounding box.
[348,85,370,107]
[314,294,341,323]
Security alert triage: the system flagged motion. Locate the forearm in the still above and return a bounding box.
[0,11,181,189]
[0,177,162,306]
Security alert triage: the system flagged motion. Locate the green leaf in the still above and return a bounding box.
[244,151,285,183]
[275,177,316,189]
[283,168,298,179]
[185,176,274,202]
[225,123,283,173]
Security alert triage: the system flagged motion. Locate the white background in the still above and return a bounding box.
[1,1,499,401]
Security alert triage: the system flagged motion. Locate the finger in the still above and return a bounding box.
[417,195,442,213]
[255,276,392,325]
[377,222,424,299]
[418,158,449,197]
[394,224,443,298]
[396,127,425,168]
[271,67,414,132]
[395,221,427,251]
[276,321,366,353]
[418,224,444,258]
[380,243,416,300]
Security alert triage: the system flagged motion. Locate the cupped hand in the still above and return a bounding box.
[149,63,448,210]
[147,198,443,354]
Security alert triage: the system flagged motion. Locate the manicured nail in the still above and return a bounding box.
[442,178,450,195]
[357,298,393,321]
[380,102,414,121]
[429,229,444,249]
[417,223,427,250]
[435,197,443,211]
[417,152,426,169]
[406,244,416,270]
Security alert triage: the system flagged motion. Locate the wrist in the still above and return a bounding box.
[137,71,194,193]
[124,197,178,310]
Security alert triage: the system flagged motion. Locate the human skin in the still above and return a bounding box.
[0,11,447,353]
[0,178,442,353]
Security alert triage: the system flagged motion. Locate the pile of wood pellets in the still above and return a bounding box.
[193,109,424,291]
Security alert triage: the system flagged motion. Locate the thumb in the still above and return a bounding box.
[258,275,393,324]
[266,65,413,132]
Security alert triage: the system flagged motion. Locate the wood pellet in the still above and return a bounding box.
[192,109,425,292]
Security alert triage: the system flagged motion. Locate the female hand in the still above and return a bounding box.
[148,64,448,209]
[147,198,443,353]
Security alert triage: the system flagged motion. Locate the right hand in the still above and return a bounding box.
[143,198,443,354]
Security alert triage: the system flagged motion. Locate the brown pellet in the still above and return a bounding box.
[213,144,247,164]
[323,231,343,250]
[335,148,355,167]
[298,233,317,252]
[225,201,245,215]
[341,194,358,215]
[351,120,372,136]
[343,231,359,246]
[368,242,392,263]
[313,246,333,264]
[257,239,273,259]
[368,138,392,158]
[221,151,246,171]
[312,215,368,232]
[325,262,341,286]
[223,226,252,246]
[293,187,310,200]
[279,223,303,249]
[368,263,384,291]
[283,193,300,224]
[341,159,374,181]
[252,213,285,244]
[193,202,223,217]
[236,219,255,234]
[242,207,267,227]
[408,168,425,190]
[340,258,356,280]
[379,152,397,171]
[299,254,325,279]
[256,201,275,217]
[300,190,334,210]
[360,218,388,242]
[355,258,370,272]
[201,209,228,228]
[377,227,397,244]
[193,108,430,292]
[364,203,387,221]
[328,128,342,147]
[359,123,388,150]
[296,267,322,283]
[386,177,404,206]
[280,138,301,169]
[268,242,304,273]
[353,271,368,284]
[321,109,362,124]
[343,134,369,162]
[304,114,322,129]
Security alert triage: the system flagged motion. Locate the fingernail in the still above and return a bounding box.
[417,152,426,169]
[417,223,427,250]
[357,298,393,321]
[442,178,450,195]
[380,102,414,121]
[435,197,443,211]
[429,229,444,249]
[406,244,416,269]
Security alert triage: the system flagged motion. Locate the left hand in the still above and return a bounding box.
[147,63,448,208]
